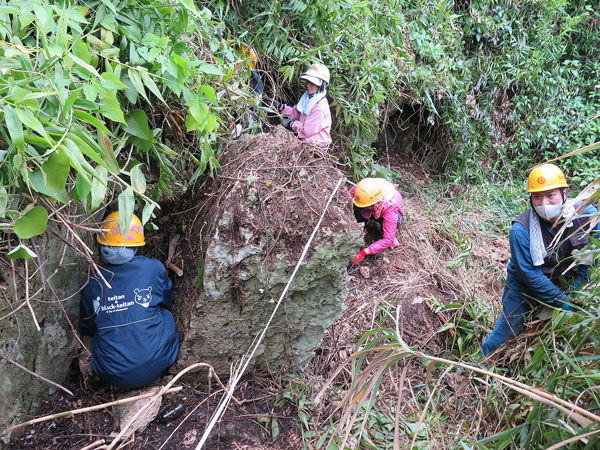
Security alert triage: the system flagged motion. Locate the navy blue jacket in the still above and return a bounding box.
[506,204,599,306]
[79,255,179,389]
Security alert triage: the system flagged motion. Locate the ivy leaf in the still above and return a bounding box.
[124,109,153,151]
[13,206,48,239]
[7,244,37,259]
[28,170,69,202]
[129,164,146,194]
[42,148,71,191]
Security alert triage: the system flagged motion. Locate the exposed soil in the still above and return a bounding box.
[6,131,510,450]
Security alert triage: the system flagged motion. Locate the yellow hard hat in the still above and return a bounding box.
[236,46,258,70]
[97,211,145,247]
[353,178,384,208]
[527,163,568,193]
[299,63,330,87]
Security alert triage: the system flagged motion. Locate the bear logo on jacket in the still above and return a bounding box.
[134,286,152,308]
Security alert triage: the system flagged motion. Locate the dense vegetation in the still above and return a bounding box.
[1,0,599,448]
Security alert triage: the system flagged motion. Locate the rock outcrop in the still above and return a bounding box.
[0,231,87,434]
[174,129,362,376]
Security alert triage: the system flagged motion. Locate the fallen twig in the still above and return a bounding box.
[0,386,182,437]
[79,439,107,450]
[0,354,72,397]
[107,363,216,449]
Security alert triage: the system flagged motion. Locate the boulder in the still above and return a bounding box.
[174,129,362,376]
[0,231,87,435]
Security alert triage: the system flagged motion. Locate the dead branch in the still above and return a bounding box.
[0,353,72,396]
[0,386,183,437]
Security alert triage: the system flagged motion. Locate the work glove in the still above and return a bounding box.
[351,248,369,265]
[264,96,283,112]
[282,118,293,130]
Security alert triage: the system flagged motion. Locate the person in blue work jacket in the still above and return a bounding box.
[481,163,599,355]
[79,211,179,389]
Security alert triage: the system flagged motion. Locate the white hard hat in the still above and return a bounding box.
[299,63,330,87]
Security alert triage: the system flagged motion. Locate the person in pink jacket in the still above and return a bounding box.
[349,178,404,264]
[265,63,332,148]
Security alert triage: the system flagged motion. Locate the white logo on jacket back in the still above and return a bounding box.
[134,286,152,308]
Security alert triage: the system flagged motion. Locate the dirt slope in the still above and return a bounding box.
[7,148,510,450]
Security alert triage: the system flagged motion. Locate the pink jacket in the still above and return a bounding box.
[282,98,332,147]
[349,182,404,255]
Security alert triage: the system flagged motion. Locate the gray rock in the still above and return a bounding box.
[0,231,88,437]
[175,133,362,377]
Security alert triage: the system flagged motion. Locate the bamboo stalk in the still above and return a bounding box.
[23,260,41,332]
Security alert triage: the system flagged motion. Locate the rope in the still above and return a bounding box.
[194,177,345,450]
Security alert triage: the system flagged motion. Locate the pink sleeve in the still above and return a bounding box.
[349,185,357,198]
[296,106,328,139]
[367,207,398,255]
[282,104,301,120]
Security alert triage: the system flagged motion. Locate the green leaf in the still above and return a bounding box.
[178,0,199,14]
[74,172,92,204]
[99,89,126,124]
[28,170,69,202]
[61,141,93,184]
[101,72,127,90]
[123,109,153,151]
[198,85,217,105]
[189,97,208,124]
[15,107,51,144]
[129,164,146,194]
[128,69,149,103]
[13,206,48,239]
[4,106,24,150]
[62,88,82,119]
[198,63,223,76]
[0,187,8,218]
[6,244,37,259]
[42,149,71,191]
[141,201,155,225]
[90,166,108,212]
[97,131,120,174]
[98,0,117,15]
[67,52,101,78]
[73,110,112,135]
[139,71,166,104]
[118,187,135,240]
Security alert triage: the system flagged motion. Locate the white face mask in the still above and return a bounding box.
[534,202,563,221]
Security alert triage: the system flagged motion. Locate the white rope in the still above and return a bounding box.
[194,177,345,449]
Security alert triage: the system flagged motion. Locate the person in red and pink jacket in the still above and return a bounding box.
[265,63,332,148]
[349,178,404,264]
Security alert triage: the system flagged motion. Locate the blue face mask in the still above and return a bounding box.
[99,245,137,265]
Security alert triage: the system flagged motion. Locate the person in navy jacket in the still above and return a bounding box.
[79,211,179,389]
[481,164,599,355]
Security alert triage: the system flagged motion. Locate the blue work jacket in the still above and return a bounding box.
[79,255,179,389]
[506,204,598,306]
